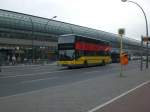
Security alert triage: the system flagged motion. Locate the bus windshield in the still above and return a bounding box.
[58,50,75,61]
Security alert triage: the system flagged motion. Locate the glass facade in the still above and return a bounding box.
[0,9,143,47]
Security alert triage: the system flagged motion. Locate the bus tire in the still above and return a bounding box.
[102,60,105,66]
[84,61,88,67]
[68,66,73,69]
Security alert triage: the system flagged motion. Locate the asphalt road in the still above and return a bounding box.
[0,61,150,112]
[0,61,138,97]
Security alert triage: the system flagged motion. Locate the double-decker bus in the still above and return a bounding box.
[57,34,112,68]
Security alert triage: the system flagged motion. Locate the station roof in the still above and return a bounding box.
[0,9,143,47]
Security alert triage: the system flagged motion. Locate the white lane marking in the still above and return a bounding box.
[15,67,57,72]
[21,77,58,84]
[84,71,102,74]
[0,69,72,79]
[0,64,137,79]
[3,67,45,72]
[0,67,110,79]
[87,80,150,112]
[83,67,121,74]
[2,63,57,69]
[2,65,57,71]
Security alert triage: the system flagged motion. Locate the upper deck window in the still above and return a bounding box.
[58,35,75,44]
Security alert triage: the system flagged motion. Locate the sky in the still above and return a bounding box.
[0,0,150,40]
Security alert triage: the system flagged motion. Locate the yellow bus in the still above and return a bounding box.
[57,34,112,68]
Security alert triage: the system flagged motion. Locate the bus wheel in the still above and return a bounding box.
[102,60,105,65]
[84,61,88,68]
[68,66,73,69]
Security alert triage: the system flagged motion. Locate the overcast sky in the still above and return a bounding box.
[0,0,150,40]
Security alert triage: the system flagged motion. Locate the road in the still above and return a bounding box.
[0,61,150,112]
[0,61,139,97]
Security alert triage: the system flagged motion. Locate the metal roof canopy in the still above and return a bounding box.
[0,9,149,48]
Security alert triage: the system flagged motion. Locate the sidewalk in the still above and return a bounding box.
[94,69,150,112]
[88,69,150,112]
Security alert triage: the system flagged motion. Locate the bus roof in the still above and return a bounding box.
[60,34,110,44]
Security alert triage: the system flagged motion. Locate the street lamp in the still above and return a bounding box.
[121,0,149,69]
[28,17,34,63]
[68,24,74,34]
[43,16,57,63]
[44,16,57,33]
[52,16,57,19]
[18,16,34,63]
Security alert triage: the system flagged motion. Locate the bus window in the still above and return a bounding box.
[59,50,75,61]
[99,51,105,56]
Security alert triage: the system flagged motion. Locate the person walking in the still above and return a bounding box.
[12,55,16,65]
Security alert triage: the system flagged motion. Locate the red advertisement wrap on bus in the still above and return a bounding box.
[75,41,111,51]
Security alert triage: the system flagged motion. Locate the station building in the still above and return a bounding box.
[0,9,60,64]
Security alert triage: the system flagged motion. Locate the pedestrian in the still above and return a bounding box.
[12,55,16,65]
[7,55,10,65]
[0,53,2,72]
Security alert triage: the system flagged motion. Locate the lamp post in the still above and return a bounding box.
[28,17,34,63]
[121,0,149,69]
[44,16,57,33]
[68,24,74,34]
[18,16,34,63]
[44,16,57,63]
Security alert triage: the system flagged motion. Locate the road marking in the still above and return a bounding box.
[0,67,110,79]
[21,77,58,84]
[87,80,150,112]
[0,70,73,79]
[0,64,137,79]
[2,63,57,69]
[84,70,103,74]
[14,67,57,72]
[2,65,57,71]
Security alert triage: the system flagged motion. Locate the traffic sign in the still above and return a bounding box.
[118,28,125,35]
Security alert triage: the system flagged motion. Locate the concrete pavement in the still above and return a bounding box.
[93,79,150,112]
